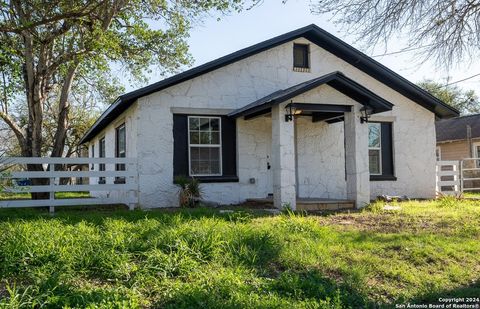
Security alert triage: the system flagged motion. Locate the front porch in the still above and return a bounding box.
[230,72,394,210]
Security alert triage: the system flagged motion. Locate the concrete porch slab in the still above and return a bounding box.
[245,197,356,211]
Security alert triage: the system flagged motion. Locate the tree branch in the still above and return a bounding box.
[0,111,25,149]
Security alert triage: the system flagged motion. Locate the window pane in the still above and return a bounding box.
[369,149,380,174]
[211,118,220,131]
[191,147,199,160]
[210,160,220,174]
[189,117,199,131]
[190,132,199,144]
[199,118,210,131]
[211,132,220,144]
[199,147,210,160]
[294,44,308,68]
[368,123,381,148]
[117,125,126,157]
[200,132,211,144]
[190,147,220,175]
[99,138,105,157]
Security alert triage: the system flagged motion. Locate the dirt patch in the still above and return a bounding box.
[317,213,454,234]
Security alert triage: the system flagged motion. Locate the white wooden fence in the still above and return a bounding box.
[460,158,480,192]
[436,158,480,196]
[436,160,460,196]
[0,157,138,212]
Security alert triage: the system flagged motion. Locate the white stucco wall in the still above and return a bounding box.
[87,104,138,201]
[88,36,437,208]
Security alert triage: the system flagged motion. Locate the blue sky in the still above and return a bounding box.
[121,0,480,93]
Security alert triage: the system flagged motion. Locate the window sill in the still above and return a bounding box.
[293,67,310,73]
[175,176,239,183]
[370,175,397,181]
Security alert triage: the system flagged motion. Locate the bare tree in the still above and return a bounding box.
[310,0,480,65]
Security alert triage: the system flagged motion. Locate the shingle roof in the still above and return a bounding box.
[80,24,459,144]
[436,114,480,142]
[228,71,394,118]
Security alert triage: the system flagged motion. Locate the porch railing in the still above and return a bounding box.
[0,157,138,212]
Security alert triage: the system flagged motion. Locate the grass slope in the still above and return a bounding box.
[0,199,479,308]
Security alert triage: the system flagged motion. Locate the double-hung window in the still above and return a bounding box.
[368,123,382,175]
[188,116,222,176]
[368,122,395,180]
[115,123,126,183]
[173,114,237,182]
[99,137,106,184]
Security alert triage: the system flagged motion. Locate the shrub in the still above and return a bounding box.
[174,176,203,208]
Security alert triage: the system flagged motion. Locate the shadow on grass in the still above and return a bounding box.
[155,268,373,309]
[0,206,274,226]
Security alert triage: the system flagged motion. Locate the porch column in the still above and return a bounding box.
[344,106,370,208]
[271,103,296,210]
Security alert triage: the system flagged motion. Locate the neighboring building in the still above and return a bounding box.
[80,24,458,209]
[436,114,480,161]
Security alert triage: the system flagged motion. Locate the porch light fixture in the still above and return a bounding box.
[285,103,295,122]
[360,106,373,123]
[285,102,303,122]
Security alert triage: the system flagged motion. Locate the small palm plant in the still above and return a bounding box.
[174,176,203,208]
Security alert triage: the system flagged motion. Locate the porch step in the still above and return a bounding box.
[296,199,355,211]
[245,197,355,211]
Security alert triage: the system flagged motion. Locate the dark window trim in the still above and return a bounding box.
[370,175,397,181]
[173,114,237,183]
[98,136,106,184]
[115,123,126,184]
[369,121,396,181]
[175,176,239,184]
[293,43,310,69]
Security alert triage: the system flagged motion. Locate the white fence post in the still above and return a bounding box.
[0,157,139,209]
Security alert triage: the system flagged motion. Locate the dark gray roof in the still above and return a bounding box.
[436,114,480,142]
[228,71,394,118]
[80,24,459,144]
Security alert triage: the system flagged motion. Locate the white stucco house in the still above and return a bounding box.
[80,24,458,210]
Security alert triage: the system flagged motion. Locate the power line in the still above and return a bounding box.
[371,44,433,57]
[442,73,480,87]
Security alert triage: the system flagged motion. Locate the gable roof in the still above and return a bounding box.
[228,71,394,118]
[436,114,480,142]
[80,24,459,144]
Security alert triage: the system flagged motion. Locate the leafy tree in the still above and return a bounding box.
[309,0,480,65]
[418,80,480,115]
[0,0,258,197]
[0,0,257,159]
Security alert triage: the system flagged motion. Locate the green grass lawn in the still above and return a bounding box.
[0,199,479,308]
[0,191,90,200]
